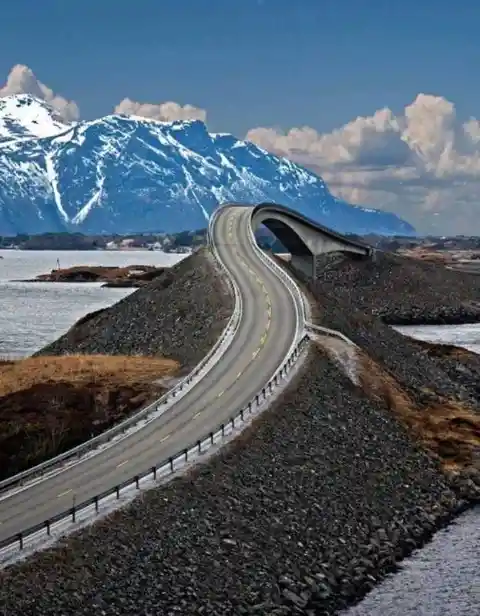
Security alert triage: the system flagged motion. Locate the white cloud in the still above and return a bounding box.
[246,94,480,235]
[0,64,79,122]
[114,98,207,123]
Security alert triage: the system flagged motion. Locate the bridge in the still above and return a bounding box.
[0,203,372,564]
[252,202,371,278]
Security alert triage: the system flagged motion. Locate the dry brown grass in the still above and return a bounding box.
[0,355,180,480]
[356,352,480,472]
[0,354,179,396]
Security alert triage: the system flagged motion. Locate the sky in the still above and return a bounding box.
[0,0,480,235]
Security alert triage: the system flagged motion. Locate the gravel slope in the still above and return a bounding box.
[36,248,234,370]
[0,347,461,616]
[314,251,480,325]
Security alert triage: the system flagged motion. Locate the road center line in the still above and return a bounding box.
[160,434,171,443]
[116,460,129,469]
[57,489,72,498]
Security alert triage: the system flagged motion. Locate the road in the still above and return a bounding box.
[0,205,301,543]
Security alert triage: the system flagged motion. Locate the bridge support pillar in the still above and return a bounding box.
[290,254,316,279]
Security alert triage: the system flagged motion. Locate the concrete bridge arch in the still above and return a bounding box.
[250,202,372,278]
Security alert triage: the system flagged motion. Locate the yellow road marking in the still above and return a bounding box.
[57,489,73,498]
[160,434,171,443]
[116,460,129,469]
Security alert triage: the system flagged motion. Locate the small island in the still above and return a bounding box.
[19,264,167,288]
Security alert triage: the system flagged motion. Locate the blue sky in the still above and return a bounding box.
[0,0,478,134]
[1,0,480,234]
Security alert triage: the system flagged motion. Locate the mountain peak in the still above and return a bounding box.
[0,94,69,143]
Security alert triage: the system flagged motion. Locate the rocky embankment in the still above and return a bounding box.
[20,264,166,288]
[313,250,480,325]
[0,249,479,615]
[0,346,465,616]
[36,248,234,370]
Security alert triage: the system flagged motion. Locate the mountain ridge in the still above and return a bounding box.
[0,94,415,236]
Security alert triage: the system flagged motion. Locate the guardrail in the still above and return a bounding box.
[0,208,243,495]
[0,204,312,561]
[0,333,310,560]
[304,322,358,346]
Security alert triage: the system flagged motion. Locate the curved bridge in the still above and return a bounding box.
[0,203,372,562]
[252,202,372,278]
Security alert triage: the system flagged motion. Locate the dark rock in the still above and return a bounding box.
[35,249,233,371]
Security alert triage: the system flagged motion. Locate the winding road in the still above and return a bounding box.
[0,205,302,544]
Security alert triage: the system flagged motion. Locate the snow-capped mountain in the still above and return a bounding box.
[0,95,71,145]
[0,95,415,236]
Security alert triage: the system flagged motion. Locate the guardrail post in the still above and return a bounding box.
[248,402,252,413]
[152,466,157,480]
[71,507,76,523]
[18,533,23,550]
[221,423,225,437]
[116,485,120,499]
[184,448,188,462]
[240,408,244,421]
[135,475,140,489]
[169,457,174,472]
[197,440,201,453]
[231,417,235,429]
[262,388,266,400]
[210,432,214,445]
[45,520,51,536]
[94,495,99,513]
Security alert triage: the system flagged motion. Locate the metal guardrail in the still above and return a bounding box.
[305,322,358,346]
[0,333,310,559]
[0,204,311,560]
[0,208,243,495]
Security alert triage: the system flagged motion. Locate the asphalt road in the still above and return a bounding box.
[0,205,301,542]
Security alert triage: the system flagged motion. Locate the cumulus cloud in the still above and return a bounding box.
[246,94,480,235]
[0,64,79,122]
[114,98,207,123]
